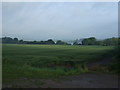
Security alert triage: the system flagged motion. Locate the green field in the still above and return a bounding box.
[2,44,115,83]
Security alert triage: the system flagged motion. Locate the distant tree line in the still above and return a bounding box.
[1,37,68,45]
[1,37,120,46]
[73,37,119,46]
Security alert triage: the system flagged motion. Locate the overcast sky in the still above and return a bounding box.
[2,2,118,41]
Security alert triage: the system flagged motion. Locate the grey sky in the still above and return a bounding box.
[2,2,118,40]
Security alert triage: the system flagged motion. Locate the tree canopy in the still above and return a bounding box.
[1,36,119,46]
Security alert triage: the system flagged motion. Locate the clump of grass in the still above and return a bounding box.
[3,63,89,83]
[107,46,120,74]
[88,64,110,73]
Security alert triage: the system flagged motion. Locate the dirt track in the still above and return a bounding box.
[40,73,118,88]
[3,73,118,88]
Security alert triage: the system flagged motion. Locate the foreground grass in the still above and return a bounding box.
[2,44,115,83]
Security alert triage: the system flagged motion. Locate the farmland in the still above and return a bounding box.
[2,44,116,83]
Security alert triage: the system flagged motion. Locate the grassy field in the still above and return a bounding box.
[2,44,115,83]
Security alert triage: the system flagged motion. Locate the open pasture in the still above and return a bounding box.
[2,44,115,83]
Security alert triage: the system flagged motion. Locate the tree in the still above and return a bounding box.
[40,41,45,44]
[56,40,67,45]
[82,38,89,45]
[103,37,118,46]
[45,39,55,44]
[19,39,24,44]
[82,37,97,45]
[13,38,18,43]
[73,39,82,45]
[2,37,13,43]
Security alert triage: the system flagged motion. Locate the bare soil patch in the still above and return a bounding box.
[3,73,118,88]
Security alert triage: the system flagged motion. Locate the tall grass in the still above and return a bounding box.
[2,44,115,83]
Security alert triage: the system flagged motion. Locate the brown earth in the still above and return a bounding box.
[3,73,119,88]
